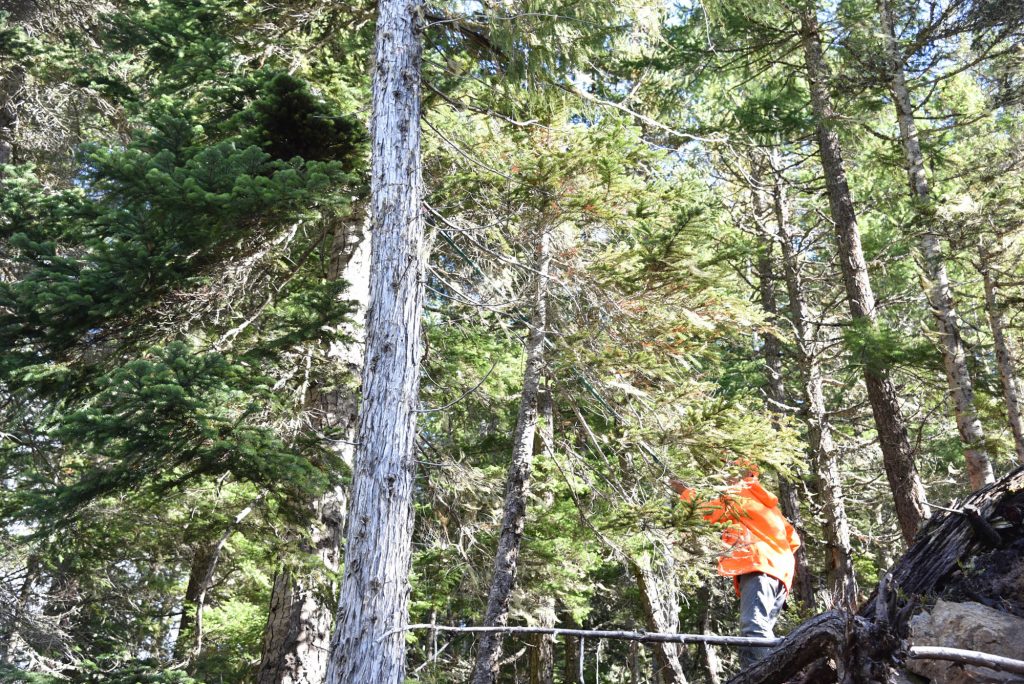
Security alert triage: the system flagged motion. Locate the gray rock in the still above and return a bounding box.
[908,600,1024,683]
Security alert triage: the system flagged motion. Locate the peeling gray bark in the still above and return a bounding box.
[799,8,929,544]
[980,238,1024,464]
[324,0,426,679]
[879,0,993,490]
[256,205,370,684]
[471,224,550,684]
[767,159,858,609]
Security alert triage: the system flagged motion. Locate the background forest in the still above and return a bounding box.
[1,0,1023,682]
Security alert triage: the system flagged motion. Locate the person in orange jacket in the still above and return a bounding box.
[670,462,801,669]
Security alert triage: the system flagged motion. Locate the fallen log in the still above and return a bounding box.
[860,464,1024,625]
[723,611,847,684]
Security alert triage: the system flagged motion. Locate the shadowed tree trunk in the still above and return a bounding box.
[799,7,929,544]
[878,0,993,489]
[471,223,551,684]
[175,504,255,667]
[979,237,1024,464]
[324,0,426,679]
[767,156,857,608]
[256,205,370,684]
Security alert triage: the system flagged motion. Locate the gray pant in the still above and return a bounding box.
[737,572,787,669]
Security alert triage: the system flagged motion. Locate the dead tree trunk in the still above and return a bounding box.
[256,205,370,684]
[878,0,993,489]
[799,8,929,544]
[979,238,1024,464]
[471,224,551,684]
[767,156,857,608]
[324,0,426,679]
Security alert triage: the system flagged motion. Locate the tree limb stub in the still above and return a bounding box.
[909,646,1024,675]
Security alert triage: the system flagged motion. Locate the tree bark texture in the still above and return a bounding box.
[324,0,426,680]
[799,10,929,545]
[631,550,687,684]
[563,632,581,684]
[470,224,551,684]
[256,205,371,684]
[529,389,556,684]
[769,161,858,608]
[979,238,1024,464]
[752,189,816,610]
[879,0,993,489]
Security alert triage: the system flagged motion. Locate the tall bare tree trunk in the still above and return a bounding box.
[529,388,556,684]
[768,157,858,608]
[752,187,816,610]
[257,206,370,684]
[324,0,426,679]
[878,0,994,489]
[799,8,929,544]
[471,224,551,684]
[979,238,1024,464]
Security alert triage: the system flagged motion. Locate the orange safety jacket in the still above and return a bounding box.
[680,477,801,595]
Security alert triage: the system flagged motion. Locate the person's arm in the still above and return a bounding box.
[668,478,729,524]
[787,519,802,552]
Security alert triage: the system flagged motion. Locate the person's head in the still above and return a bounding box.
[725,458,759,485]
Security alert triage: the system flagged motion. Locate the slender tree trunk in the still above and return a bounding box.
[768,158,858,608]
[471,225,551,684]
[980,238,1024,464]
[878,0,993,489]
[798,9,929,544]
[257,206,370,684]
[752,189,816,610]
[529,389,556,684]
[564,632,581,684]
[175,504,255,666]
[697,584,722,684]
[631,550,687,684]
[0,555,38,664]
[174,544,220,665]
[324,0,426,679]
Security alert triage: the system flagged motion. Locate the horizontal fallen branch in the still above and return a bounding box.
[387,624,783,648]
[909,646,1024,675]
